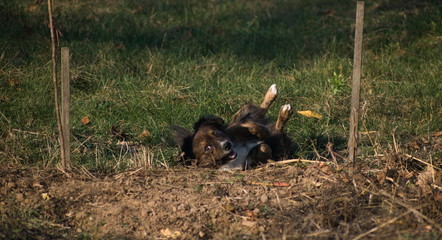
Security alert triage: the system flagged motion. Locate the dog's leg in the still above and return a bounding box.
[246,143,272,168]
[275,104,293,131]
[260,84,278,111]
[238,122,270,140]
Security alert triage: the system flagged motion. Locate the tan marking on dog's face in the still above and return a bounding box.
[192,125,234,167]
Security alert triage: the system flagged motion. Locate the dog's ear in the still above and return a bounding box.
[193,115,225,131]
[170,126,195,160]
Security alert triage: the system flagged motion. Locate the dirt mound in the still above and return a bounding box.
[1,155,441,239]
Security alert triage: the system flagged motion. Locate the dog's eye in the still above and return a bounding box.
[213,130,222,137]
[204,145,212,151]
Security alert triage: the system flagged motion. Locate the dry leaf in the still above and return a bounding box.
[273,182,290,187]
[27,4,38,12]
[41,193,50,200]
[225,203,235,212]
[416,167,435,195]
[138,129,151,139]
[160,228,182,239]
[0,95,9,102]
[432,131,442,137]
[246,209,258,221]
[297,110,323,119]
[80,116,91,125]
[6,78,20,87]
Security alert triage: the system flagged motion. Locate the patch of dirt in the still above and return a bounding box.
[1,150,441,239]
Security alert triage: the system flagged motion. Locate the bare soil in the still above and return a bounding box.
[1,143,441,239]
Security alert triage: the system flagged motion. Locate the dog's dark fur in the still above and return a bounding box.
[172,84,293,170]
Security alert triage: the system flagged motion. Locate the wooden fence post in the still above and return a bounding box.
[61,47,71,169]
[348,1,365,169]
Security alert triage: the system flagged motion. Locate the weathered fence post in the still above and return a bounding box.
[348,1,365,169]
[61,47,71,169]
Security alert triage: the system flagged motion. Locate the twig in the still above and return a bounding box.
[72,134,93,153]
[326,142,340,167]
[353,210,412,240]
[272,189,283,211]
[405,154,441,171]
[12,129,48,136]
[77,164,96,179]
[304,230,331,237]
[47,0,68,169]
[247,181,290,187]
[267,159,324,166]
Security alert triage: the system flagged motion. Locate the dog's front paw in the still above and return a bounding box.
[280,104,293,120]
[220,156,248,171]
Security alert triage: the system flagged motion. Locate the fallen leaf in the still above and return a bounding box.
[6,78,20,87]
[0,95,9,102]
[225,203,235,212]
[160,228,182,239]
[273,182,290,187]
[246,209,258,221]
[15,193,24,201]
[27,4,38,12]
[138,129,151,139]
[432,131,442,137]
[80,116,91,125]
[41,193,50,200]
[416,167,435,195]
[132,4,143,14]
[297,110,323,119]
[318,9,336,17]
[434,189,442,203]
[411,141,421,150]
[246,210,255,217]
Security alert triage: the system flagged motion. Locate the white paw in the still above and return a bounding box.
[220,159,245,171]
[281,104,292,112]
[269,84,278,94]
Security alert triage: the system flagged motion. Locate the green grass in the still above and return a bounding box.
[0,0,441,171]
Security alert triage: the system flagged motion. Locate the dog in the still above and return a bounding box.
[172,84,293,170]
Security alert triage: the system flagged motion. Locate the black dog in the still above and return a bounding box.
[172,84,293,170]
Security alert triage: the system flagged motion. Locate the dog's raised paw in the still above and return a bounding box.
[279,104,293,120]
[281,104,292,113]
[269,84,278,95]
[261,84,278,109]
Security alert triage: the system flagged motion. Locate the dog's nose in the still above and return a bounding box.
[223,142,232,151]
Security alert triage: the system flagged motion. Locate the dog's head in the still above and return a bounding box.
[172,116,237,167]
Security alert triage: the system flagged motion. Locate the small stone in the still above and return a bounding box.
[15,193,24,201]
[260,194,268,203]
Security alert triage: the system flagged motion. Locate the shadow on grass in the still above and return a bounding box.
[2,0,439,65]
